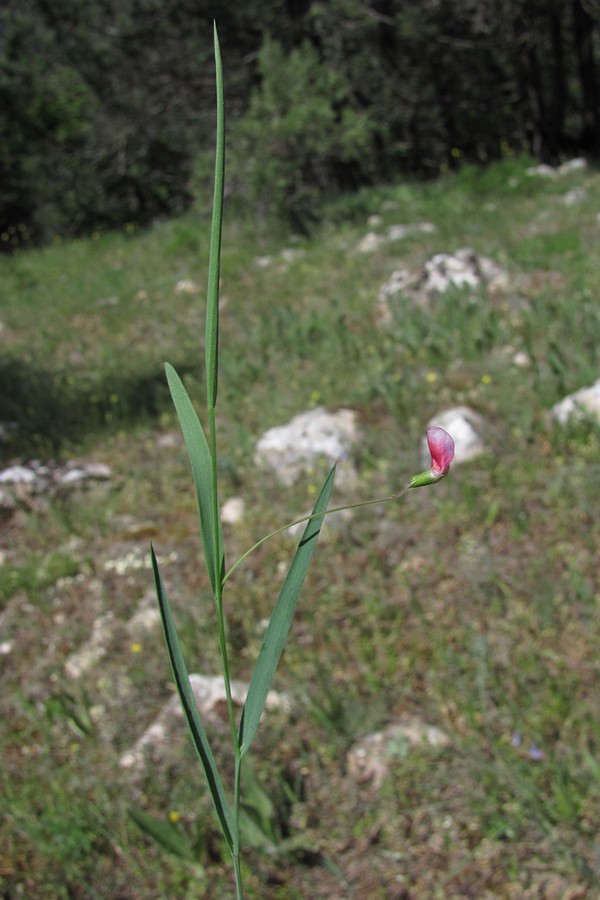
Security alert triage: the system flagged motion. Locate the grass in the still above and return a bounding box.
[2,154,600,896]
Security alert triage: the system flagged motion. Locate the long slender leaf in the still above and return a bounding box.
[151,547,235,849]
[239,466,336,756]
[205,24,224,409]
[165,363,224,594]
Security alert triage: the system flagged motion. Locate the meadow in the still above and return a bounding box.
[1,155,600,898]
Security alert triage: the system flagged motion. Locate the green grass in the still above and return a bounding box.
[2,155,600,896]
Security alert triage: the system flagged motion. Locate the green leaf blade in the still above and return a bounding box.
[151,547,235,850]
[239,466,336,757]
[205,24,225,409]
[164,363,224,594]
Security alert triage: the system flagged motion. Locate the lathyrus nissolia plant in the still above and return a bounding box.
[151,26,455,899]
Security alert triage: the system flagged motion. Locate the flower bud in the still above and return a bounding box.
[410,426,455,488]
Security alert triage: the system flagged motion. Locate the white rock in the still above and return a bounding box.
[376,268,414,304]
[422,248,481,292]
[0,460,111,495]
[58,462,112,485]
[511,350,532,368]
[551,377,600,424]
[526,163,558,178]
[386,222,436,241]
[155,431,181,448]
[65,612,115,679]
[358,222,436,253]
[174,279,200,295]
[563,187,586,206]
[376,249,508,317]
[477,254,510,291]
[526,158,587,178]
[558,157,587,174]
[0,465,37,484]
[347,719,451,788]
[255,406,358,486]
[127,593,161,634]
[120,674,291,769]
[254,255,272,268]
[221,496,245,524]
[422,247,507,294]
[422,407,487,465]
[0,465,43,510]
[357,232,385,253]
[280,247,303,263]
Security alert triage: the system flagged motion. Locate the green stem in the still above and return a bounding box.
[208,405,239,757]
[232,753,244,898]
[222,483,412,586]
[205,25,224,409]
[233,851,244,900]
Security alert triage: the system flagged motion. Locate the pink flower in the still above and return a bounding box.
[409,426,455,488]
[427,426,455,478]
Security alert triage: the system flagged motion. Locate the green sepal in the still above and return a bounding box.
[409,469,444,488]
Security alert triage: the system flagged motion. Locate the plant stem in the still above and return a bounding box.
[232,753,244,898]
[207,404,239,750]
[205,28,244,894]
[222,483,412,585]
[233,851,244,900]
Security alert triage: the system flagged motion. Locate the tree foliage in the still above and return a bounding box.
[2,0,600,243]
[234,0,600,225]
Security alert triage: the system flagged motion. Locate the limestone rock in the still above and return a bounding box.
[255,406,359,486]
[357,231,385,253]
[58,463,112,485]
[551,377,600,425]
[387,222,436,242]
[562,187,586,206]
[357,222,435,253]
[221,496,245,524]
[64,612,115,679]
[420,248,508,294]
[174,279,200,295]
[347,719,451,789]
[0,459,112,511]
[0,465,39,486]
[120,674,291,769]
[422,407,487,466]
[376,247,508,324]
[126,592,162,635]
[525,158,587,177]
[525,163,558,178]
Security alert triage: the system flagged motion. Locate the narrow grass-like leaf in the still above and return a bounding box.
[151,546,235,849]
[165,363,224,593]
[206,23,224,409]
[239,466,336,757]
